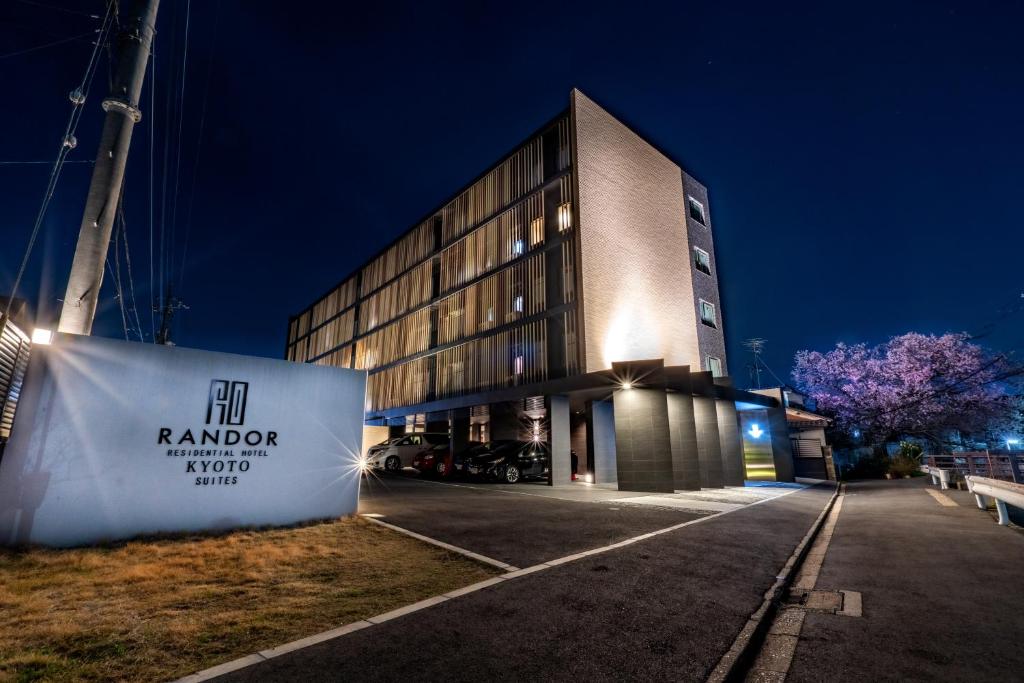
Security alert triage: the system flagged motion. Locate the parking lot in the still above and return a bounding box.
[221,479,832,682]
[358,473,801,568]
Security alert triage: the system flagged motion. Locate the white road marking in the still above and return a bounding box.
[176,484,813,683]
[360,514,518,572]
[925,488,959,507]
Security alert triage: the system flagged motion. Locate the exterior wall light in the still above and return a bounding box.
[620,381,633,390]
[31,328,53,345]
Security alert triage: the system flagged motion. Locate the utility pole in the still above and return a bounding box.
[744,338,767,389]
[154,284,186,345]
[58,0,160,336]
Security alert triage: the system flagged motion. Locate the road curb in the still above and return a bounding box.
[706,481,842,683]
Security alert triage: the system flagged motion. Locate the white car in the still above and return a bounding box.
[365,433,448,472]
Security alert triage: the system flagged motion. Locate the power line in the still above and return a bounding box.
[2,2,115,329]
[178,0,222,291]
[148,35,156,340]
[167,0,192,291]
[0,31,95,60]
[0,160,94,165]
[13,0,102,19]
[119,200,146,341]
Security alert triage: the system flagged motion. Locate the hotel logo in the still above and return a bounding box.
[206,380,249,426]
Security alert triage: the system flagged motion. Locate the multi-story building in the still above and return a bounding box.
[286,90,795,492]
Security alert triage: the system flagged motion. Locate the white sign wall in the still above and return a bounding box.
[0,334,366,547]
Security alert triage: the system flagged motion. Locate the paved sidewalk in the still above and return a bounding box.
[787,477,1024,682]
[217,484,833,682]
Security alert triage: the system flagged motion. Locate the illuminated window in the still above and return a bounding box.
[558,202,572,231]
[514,355,524,375]
[512,239,525,257]
[513,295,524,313]
[706,356,723,377]
[530,216,544,245]
[699,299,717,327]
[693,246,711,275]
[688,197,706,225]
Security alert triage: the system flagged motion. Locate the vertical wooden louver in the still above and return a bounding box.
[287,114,582,413]
[440,138,544,244]
[439,191,546,294]
[0,318,31,442]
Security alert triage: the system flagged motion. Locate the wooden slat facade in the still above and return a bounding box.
[287,114,578,412]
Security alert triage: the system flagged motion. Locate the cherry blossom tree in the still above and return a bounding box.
[792,333,1021,447]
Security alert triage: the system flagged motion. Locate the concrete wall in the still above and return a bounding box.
[667,392,701,490]
[548,395,571,485]
[570,411,588,475]
[612,387,675,492]
[572,90,701,372]
[693,396,724,488]
[0,334,365,547]
[682,172,728,374]
[716,400,745,486]
[590,399,617,485]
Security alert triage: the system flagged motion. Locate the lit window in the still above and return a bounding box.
[530,216,544,245]
[512,239,525,256]
[693,246,711,275]
[699,299,717,327]
[558,202,572,231]
[486,306,494,322]
[706,356,723,377]
[688,197,706,225]
[513,295,524,313]
[514,355,524,375]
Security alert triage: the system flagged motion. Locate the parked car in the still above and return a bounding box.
[414,442,483,478]
[365,433,448,472]
[463,440,550,483]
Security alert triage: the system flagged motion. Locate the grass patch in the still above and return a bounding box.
[0,517,498,681]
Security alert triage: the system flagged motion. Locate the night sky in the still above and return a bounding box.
[2,0,1021,386]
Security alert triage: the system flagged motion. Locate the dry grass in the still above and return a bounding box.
[0,518,497,682]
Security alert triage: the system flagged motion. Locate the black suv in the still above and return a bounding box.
[463,440,550,483]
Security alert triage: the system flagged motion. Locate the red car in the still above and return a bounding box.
[412,444,455,478]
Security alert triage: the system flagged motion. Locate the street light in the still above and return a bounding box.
[1007,438,1020,452]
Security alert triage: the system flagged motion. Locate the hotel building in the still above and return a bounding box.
[286,90,796,492]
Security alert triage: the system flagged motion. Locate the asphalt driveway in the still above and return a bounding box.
[787,478,1024,682]
[357,474,706,567]
[216,483,833,682]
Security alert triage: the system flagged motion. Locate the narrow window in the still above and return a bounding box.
[512,239,525,257]
[693,246,711,275]
[558,202,572,231]
[513,295,524,313]
[514,355,524,375]
[699,299,717,327]
[530,216,544,246]
[706,356,723,377]
[688,197,706,225]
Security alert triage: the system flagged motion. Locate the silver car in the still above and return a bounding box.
[366,433,448,472]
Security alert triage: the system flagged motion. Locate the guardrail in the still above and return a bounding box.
[920,465,952,490]
[966,476,1024,526]
[927,453,1023,484]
